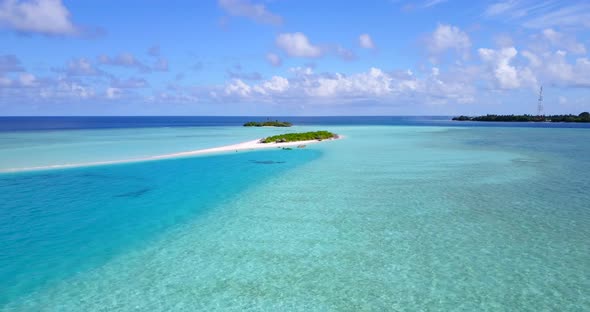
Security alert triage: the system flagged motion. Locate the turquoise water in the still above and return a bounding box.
[1,125,589,311]
[0,126,300,171]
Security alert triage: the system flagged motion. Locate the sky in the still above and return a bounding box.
[1,0,590,116]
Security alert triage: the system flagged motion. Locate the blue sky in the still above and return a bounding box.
[1,0,589,115]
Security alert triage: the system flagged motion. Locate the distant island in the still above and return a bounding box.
[243,120,293,127]
[453,112,590,123]
[260,131,337,143]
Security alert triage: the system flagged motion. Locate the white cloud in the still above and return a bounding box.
[541,28,586,54]
[521,50,541,67]
[225,76,289,98]
[253,76,289,95]
[484,1,590,29]
[426,24,471,61]
[525,50,590,87]
[304,68,393,97]
[479,46,537,89]
[276,32,322,58]
[218,0,282,25]
[106,87,122,99]
[224,79,251,97]
[220,66,476,105]
[36,78,96,99]
[359,34,375,49]
[0,0,78,35]
[289,66,314,76]
[523,3,590,29]
[422,0,448,8]
[479,47,520,89]
[57,80,94,98]
[266,53,282,67]
[484,0,525,17]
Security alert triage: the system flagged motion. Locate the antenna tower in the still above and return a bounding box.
[537,86,544,117]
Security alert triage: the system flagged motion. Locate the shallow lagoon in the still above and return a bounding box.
[1,123,589,311]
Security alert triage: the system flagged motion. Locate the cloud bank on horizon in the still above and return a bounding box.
[0,0,589,115]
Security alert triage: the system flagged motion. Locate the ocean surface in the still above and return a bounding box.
[0,117,589,311]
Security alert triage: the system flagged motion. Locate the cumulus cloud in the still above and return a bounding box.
[1,74,96,100]
[256,76,289,94]
[359,34,376,49]
[0,0,79,35]
[220,66,476,105]
[479,47,520,88]
[426,24,471,61]
[276,32,322,58]
[478,46,536,89]
[522,49,590,87]
[54,79,94,98]
[218,0,282,25]
[224,78,252,97]
[306,68,393,97]
[266,53,282,67]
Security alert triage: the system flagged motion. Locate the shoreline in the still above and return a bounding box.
[0,136,340,174]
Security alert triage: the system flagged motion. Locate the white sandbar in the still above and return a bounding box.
[0,136,339,173]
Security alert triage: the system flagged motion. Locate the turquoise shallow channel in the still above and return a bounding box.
[0,123,589,311]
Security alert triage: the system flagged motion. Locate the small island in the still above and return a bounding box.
[243,120,293,127]
[260,131,337,143]
[453,112,590,123]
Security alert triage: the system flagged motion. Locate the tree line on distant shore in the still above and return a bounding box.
[453,112,590,122]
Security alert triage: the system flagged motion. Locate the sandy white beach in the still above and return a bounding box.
[1,136,339,173]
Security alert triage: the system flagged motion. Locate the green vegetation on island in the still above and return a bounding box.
[260,131,337,143]
[453,112,590,123]
[243,120,293,127]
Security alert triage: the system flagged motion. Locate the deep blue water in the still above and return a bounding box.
[1,116,590,132]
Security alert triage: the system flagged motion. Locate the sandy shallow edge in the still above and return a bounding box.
[0,136,340,174]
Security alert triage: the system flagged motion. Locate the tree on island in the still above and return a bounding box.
[260,131,337,143]
[243,120,293,127]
